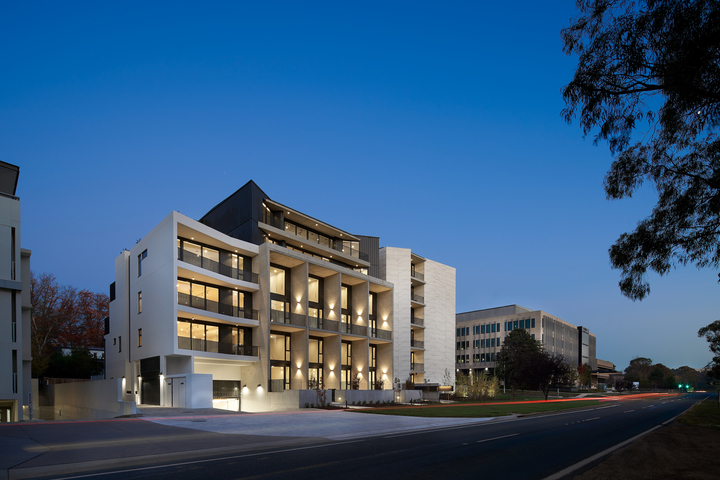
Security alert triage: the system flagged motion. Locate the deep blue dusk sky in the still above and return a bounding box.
[2,1,716,371]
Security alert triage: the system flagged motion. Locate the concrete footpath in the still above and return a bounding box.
[0,407,492,479]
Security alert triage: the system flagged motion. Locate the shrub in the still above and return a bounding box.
[305,402,310,408]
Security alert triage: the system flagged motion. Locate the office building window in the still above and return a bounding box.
[531,318,535,328]
[138,328,142,347]
[138,291,142,314]
[138,249,147,277]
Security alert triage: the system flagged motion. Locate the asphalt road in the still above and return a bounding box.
[44,393,702,480]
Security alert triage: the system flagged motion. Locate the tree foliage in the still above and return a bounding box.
[698,320,720,379]
[44,347,104,379]
[497,329,542,394]
[562,0,720,300]
[30,271,109,377]
[577,362,593,386]
[623,356,654,382]
[523,351,577,400]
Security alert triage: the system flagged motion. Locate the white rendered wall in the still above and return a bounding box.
[380,247,412,384]
[423,259,456,386]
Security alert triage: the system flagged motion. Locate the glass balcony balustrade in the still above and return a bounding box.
[177,292,259,320]
[178,247,258,283]
[177,336,258,356]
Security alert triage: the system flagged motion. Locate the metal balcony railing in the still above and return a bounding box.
[177,336,258,356]
[371,329,392,340]
[410,363,424,372]
[411,294,425,304]
[309,317,339,332]
[261,212,283,229]
[411,316,424,326]
[270,310,307,327]
[340,323,367,336]
[270,379,286,392]
[178,247,258,283]
[177,292,259,320]
[411,339,424,348]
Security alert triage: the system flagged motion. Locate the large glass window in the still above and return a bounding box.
[341,342,352,366]
[270,267,285,295]
[309,338,323,364]
[270,333,290,361]
[341,286,348,310]
[271,365,289,391]
[308,277,320,303]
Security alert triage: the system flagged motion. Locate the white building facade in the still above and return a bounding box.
[106,182,457,412]
[380,247,455,388]
[0,162,32,422]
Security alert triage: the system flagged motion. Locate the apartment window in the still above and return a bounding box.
[341,285,349,310]
[138,249,147,277]
[11,294,16,342]
[113,337,116,345]
[10,227,15,280]
[118,336,122,353]
[270,267,286,295]
[138,291,142,314]
[308,277,320,303]
[12,350,18,393]
[138,328,143,347]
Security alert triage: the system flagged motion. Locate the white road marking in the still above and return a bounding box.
[476,433,519,443]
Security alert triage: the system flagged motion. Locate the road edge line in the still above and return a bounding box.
[542,396,700,480]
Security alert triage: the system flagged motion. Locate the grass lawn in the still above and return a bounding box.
[678,397,720,430]
[357,399,603,418]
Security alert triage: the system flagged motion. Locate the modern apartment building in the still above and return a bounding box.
[0,162,32,422]
[106,181,455,412]
[455,305,596,376]
[380,247,455,387]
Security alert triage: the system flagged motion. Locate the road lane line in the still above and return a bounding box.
[624,410,635,413]
[544,396,701,480]
[584,417,600,422]
[476,433,519,443]
[50,439,367,480]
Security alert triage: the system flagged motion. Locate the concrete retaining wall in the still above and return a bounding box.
[52,378,137,420]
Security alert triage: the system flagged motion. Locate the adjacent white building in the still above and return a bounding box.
[380,247,455,388]
[0,162,32,423]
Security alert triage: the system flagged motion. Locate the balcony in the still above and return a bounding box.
[340,323,367,336]
[178,336,258,356]
[410,363,424,372]
[270,310,307,327]
[410,316,424,327]
[411,339,424,348]
[261,213,369,262]
[411,294,425,304]
[411,270,424,281]
[270,379,286,392]
[178,247,259,283]
[308,316,339,332]
[370,329,392,340]
[177,292,259,320]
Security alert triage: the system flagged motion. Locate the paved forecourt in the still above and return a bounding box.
[143,408,494,440]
